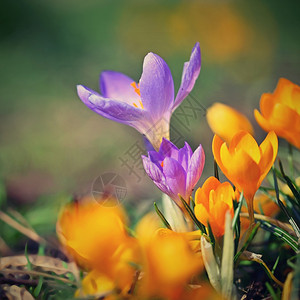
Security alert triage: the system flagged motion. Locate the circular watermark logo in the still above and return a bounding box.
[92,172,127,206]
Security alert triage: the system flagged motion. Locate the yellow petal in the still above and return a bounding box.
[206,102,254,143]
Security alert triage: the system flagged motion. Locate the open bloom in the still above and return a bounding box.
[254,78,300,148]
[77,43,201,150]
[56,199,139,292]
[142,138,205,208]
[212,130,278,223]
[194,177,236,237]
[206,102,254,144]
[135,218,203,300]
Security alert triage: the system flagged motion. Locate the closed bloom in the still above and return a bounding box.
[206,102,254,144]
[142,138,205,208]
[254,78,300,148]
[212,130,278,223]
[77,43,201,150]
[194,176,236,237]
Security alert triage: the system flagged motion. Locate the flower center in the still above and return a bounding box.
[130,82,144,109]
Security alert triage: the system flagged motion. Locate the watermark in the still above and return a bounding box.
[92,172,127,206]
[118,94,206,182]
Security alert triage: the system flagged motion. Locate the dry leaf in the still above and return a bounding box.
[0,255,78,277]
[2,285,34,300]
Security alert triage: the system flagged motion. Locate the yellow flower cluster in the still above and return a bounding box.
[57,199,219,299]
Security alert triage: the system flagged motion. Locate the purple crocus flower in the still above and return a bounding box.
[77,43,201,150]
[142,138,205,208]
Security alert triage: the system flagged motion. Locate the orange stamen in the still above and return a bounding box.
[130,82,141,96]
[130,82,143,109]
[161,161,164,168]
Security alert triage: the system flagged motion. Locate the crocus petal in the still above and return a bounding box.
[142,156,164,183]
[139,53,174,118]
[258,131,278,183]
[159,138,179,160]
[229,131,261,164]
[163,157,187,201]
[212,135,227,173]
[80,89,149,131]
[173,42,201,111]
[220,145,261,201]
[186,145,205,194]
[100,71,140,104]
[194,203,210,227]
[177,142,193,172]
[195,176,220,207]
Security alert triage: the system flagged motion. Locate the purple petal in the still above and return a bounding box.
[143,136,156,152]
[77,85,146,126]
[77,84,101,102]
[173,42,201,111]
[152,181,171,198]
[148,151,164,164]
[100,71,140,105]
[159,138,179,160]
[139,53,174,118]
[142,156,164,182]
[163,157,187,200]
[177,142,193,172]
[186,144,205,194]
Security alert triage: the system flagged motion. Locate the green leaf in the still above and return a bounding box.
[201,236,221,291]
[221,212,235,299]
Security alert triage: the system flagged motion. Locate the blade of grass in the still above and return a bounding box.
[234,222,260,263]
[260,222,298,252]
[179,195,206,234]
[25,243,33,271]
[232,191,244,229]
[266,282,280,300]
[207,221,215,249]
[278,159,300,202]
[33,276,43,297]
[273,167,300,240]
[154,202,172,230]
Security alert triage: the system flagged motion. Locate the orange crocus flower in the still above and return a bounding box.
[207,102,254,144]
[141,230,203,300]
[135,216,203,300]
[56,198,139,293]
[194,176,236,237]
[254,78,300,149]
[212,130,278,224]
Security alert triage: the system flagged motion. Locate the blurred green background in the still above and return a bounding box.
[0,0,299,242]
